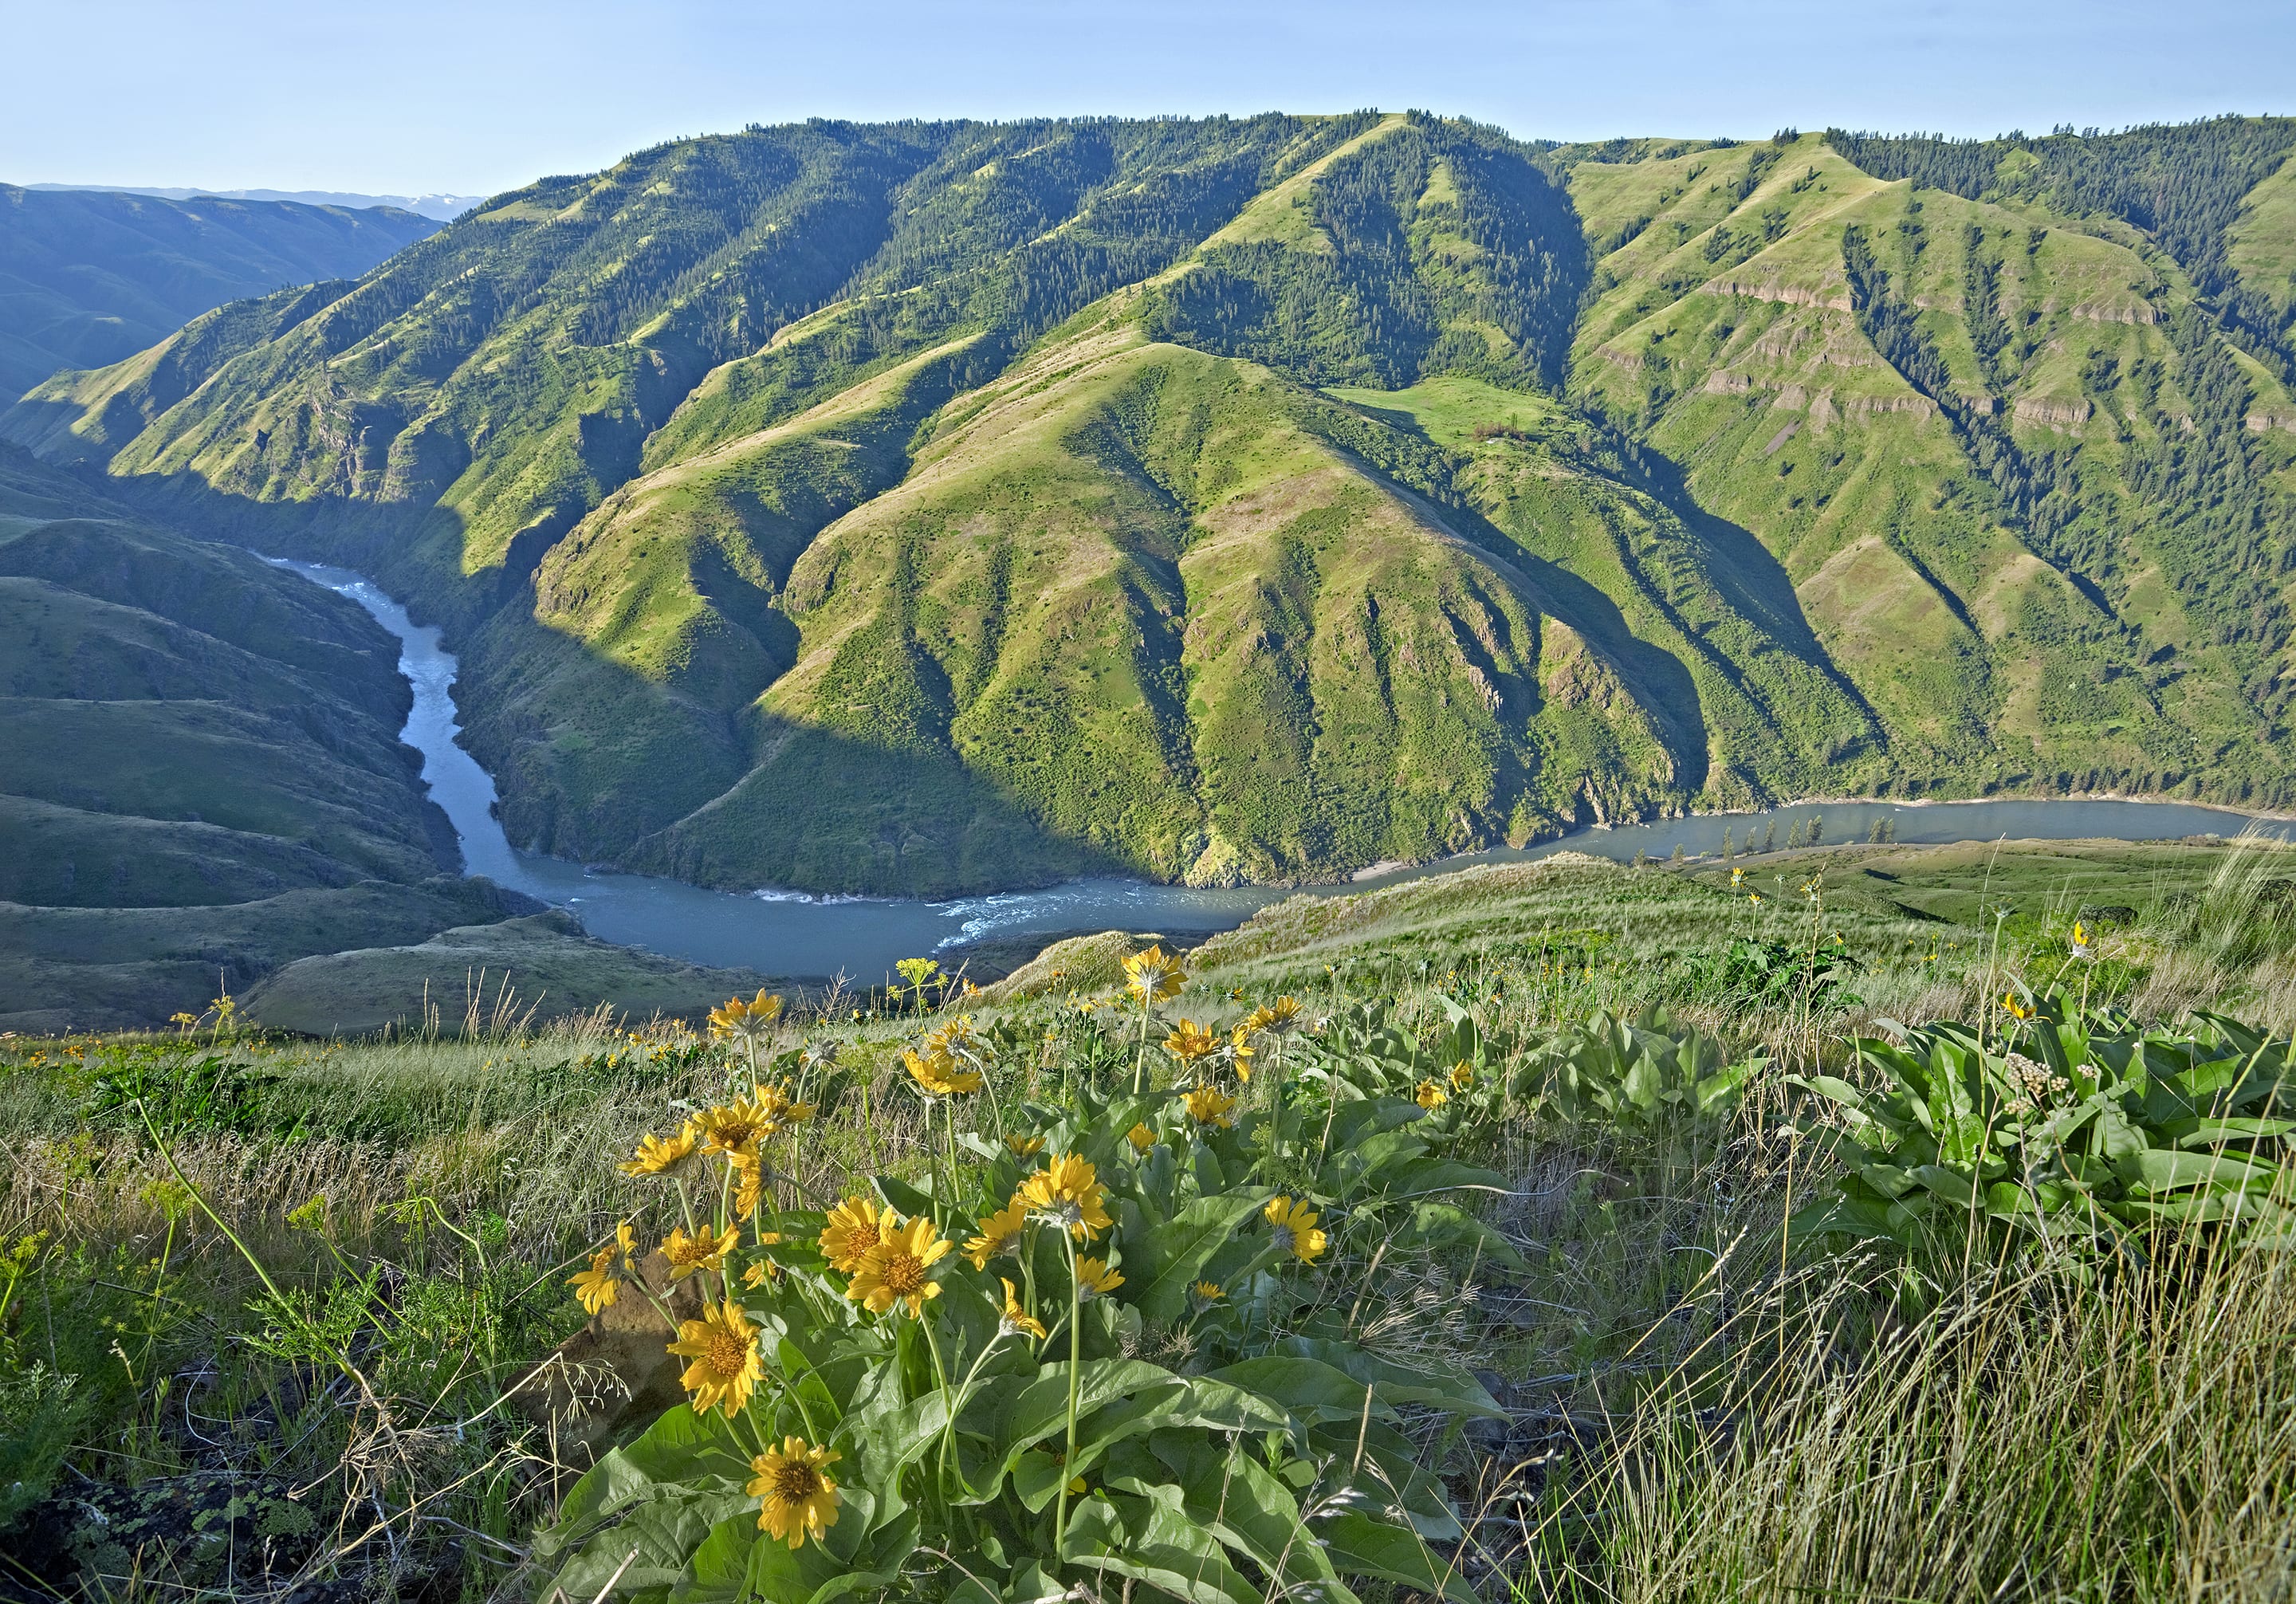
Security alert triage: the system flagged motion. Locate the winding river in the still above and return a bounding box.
[273,558,2295,982]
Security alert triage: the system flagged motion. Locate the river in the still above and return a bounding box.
[270,558,2295,983]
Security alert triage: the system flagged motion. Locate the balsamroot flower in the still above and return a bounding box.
[1244,996,1303,1033]
[2071,919,2094,958]
[667,1299,764,1416]
[1125,1122,1158,1154]
[620,1125,698,1175]
[568,1220,637,1314]
[1020,1154,1113,1240]
[1124,945,1186,1004]
[1183,1086,1237,1128]
[1005,1134,1047,1159]
[710,990,784,1044]
[569,1248,620,1314]
[964,1199,1028,1270]
[999,1277,1047,1339]
[905,1046,983,1097]
[733,1154,768,1221]
[1230,1025,1255,1080]
[749,1436,840,1550]
[1075,1257,1124,1301]
[697,1090,778,1160]
[662,1223,740,1280]
[1264,1196,1327,1265]
[1449,1060,1474,1092]
[847,1216,952,1317]
[819,1195,891,1273]
[1163,1019,1220,1066]
[1415,1079,1449,1111]
[1193,1280,1224,1305]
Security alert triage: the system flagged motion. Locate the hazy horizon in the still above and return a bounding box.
[2,0,2289,200]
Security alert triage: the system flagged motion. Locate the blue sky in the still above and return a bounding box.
[3,0,2290,198]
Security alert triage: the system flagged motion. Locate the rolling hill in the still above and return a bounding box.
[0,184,438,400]
[6,112,2293,899]
[0,442,525,1028]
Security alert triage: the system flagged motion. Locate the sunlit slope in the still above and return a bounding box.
[623,319,1679,892]
[8,115,2294,898]
[1560,131,2296,800]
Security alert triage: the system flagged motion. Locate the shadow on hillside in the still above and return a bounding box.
[85,469,1134,900]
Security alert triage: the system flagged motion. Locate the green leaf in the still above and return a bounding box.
[1209,1356,1394,1426]
[2121,1148,2278,1195]
[1319,1508,1477,1603]
[1063,1486,1264,1604]
[1124,1191,1272,1323]
[1256,1337,1504,1418]
[548,1490,751,1604]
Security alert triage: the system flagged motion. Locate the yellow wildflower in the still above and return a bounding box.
[1183,1085,1237,1128]
[847,1216,953,1317]
[1264,1196,1328,1265]
[666,1299,763,1417]
[1449,1060,1474,1092]
[749,1436,840,1551]
[1163,1019,1219,1065]
[1123,945,1186,1003]
[904,1047,983,1097]
[662,1223,740,1280]
[1126,1122,1158,1154]
[568,1246,620,1315]
[1229,1024,1255,1081]
[697,1091,777,1161]
[999,1277,1047,1339]
[963,1198,1028,1270]
[1193,1280,1224,1303]
[733,1154,768,1221]
[1075,1257,1125,1301]
[1415,1079,1449,1111]
[2004,992,2034,1021]
[709,989,784,1041]
[1019,1154,1113,1240]
[620,1124,698,1175]
[819,1195,891,1273]
[1005,1134,1047,1159]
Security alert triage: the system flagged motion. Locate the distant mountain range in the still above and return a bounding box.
[21,183,483,221]
[5,112,2294,907]
[1,184,439,399]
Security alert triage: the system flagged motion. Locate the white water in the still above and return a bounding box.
[271,557,2294,982]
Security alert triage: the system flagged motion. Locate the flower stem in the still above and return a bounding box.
[1056,1232,1084,1559]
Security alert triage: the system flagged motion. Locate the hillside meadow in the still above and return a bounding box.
[3,835,2294,1602]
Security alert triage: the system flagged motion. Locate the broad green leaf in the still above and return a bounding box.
[1259,1337,1504,1418]
[1064,1486,1264,1604]
[1319,1508,1478,1604]
[548,1489,750,1603]
[1125,1191,1272,1323]
[2121,1147,2278,1194]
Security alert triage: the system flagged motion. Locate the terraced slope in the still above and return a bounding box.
[7,114,2294,898]
[1560,126,2296,800]
[0,185,437,401]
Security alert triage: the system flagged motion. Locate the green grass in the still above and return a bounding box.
[5,836,2293,1599]
[6,118,2296,902]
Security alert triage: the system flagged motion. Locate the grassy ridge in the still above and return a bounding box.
[0,185,438,401]
[5,836,2292,1598]
[6,116,2295,896]
[0,444,529,1028]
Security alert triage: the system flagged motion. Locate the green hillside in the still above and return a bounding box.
[0,443,527,1028]
[6,113,2294,897]
[0,185,438,402]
